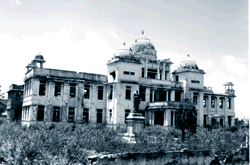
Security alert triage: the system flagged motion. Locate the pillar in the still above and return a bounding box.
[207,95,211,125]
[164,110,170,126]
[224,97,228,127]
[162,63,166,80]
[171,90,175,101]
[148,110,152,125]
[152,89,155,102]
[166,90,169,101]
[198,92,204,126]
[151,110,154,125]
[76,82,84,123]
[146,88,150,102]
[145,59,148,78]
[168,64,171,80]
[216,96,220,114]
[157,61,160,79]
[231,117,235,126]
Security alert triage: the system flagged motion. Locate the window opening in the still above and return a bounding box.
[39,80,46,96]
[68,107,75,122]
[54,82,62,96]
[125,86,131,100]
[84,84,90,99]
[69,83,76,97]
[98,86,103,100]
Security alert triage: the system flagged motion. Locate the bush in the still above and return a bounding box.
[0,123,247,164]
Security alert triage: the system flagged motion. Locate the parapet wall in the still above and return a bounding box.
[88,150,212,165]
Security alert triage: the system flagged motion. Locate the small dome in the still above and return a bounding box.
[35,53,44,60]
[113,42,134,57]
[179,60,199,70]
[131,31,157,59]
[178,55,199,70]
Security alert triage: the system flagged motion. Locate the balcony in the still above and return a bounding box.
[148,101,181,110]
[139,78,182,88]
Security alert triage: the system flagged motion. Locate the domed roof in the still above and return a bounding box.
[179,60,199,70]
[35,52,44,60]
[113,42,133,57]
[131,31,157,59]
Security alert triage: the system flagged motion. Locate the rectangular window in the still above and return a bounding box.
[175,76,179,82]
[84,84,90,99]
[125,109,130,123]
[69,83,76,98]
[37,105,45,121]
[141,68,145,77]
[147,69,157,79]
[228,116,232,127]
[98,86,103,100]
[175,91,181,101]
[171,111,174,126]
[39,80,46,96]
[109,85,113,100]
[203,115,207,126]
[219,98,223,108]
[193,93,198,105]
[165,71,169,80]
[150,89,153,102]
[191,80,200,84]
[109,109,112,123]
[96,109,102,123]
[203,97,207,107]
[211,98,215,108]
[228,98,231,109]
[68,107,75,122]
[131,72,135,75]
[83,108,89,123]
[54,82,62,96]
[125,86,131,100]
[123,71,130,75]
[168,91,171,101]
[53,106,60,122]
[110,71,116,80]
[220,118,223,127]
[139,86,146,101]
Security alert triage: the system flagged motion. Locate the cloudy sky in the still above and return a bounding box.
[0,0,248,119]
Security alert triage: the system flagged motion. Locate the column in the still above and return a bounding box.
[151,111,154,125]
[157,61,160,79]
[207,95,211,125]
[148,110,152,125]
[216,96,220,114]
[162,63,166,80]
[164,110,170,126]
[198,92,204,126]
[166,90,169,101]
[224,97,228,127]
[168,64,171,80]
[152,89,155,102]
[145,59,148,78]
[76,82,84,123]
[146,88,150,102]
[171,90,175,101]
[231,117,235,126]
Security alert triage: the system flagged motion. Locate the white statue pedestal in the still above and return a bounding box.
[123,113,145,143]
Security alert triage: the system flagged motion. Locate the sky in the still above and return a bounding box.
[0,0,248,119]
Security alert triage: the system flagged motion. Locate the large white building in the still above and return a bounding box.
[20,31,235,127]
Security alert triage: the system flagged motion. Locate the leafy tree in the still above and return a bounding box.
[0,85,4,99]
[0,85,5,114]
[175,97,197,141]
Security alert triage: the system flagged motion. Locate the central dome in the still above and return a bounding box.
[131,31,157,59]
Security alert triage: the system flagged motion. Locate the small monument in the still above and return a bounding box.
[123,90,145,143]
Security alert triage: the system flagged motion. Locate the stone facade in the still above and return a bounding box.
[19,32,235,127]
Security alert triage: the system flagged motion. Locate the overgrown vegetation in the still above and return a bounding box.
[0,121,248,164]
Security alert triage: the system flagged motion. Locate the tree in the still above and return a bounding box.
[175,97,197,141]
[0,85,6,114]
[0,85,4,99]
